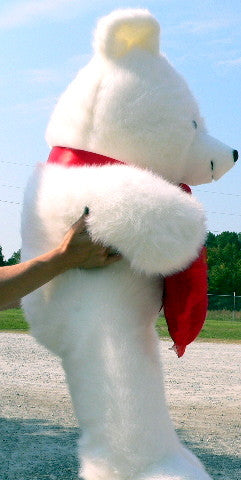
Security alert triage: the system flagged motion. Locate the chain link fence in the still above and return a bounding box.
[208,293,241,319]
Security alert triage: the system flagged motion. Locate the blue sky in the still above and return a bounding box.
[0,0,240,259]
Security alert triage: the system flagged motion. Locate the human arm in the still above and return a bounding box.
[0,215,121,309]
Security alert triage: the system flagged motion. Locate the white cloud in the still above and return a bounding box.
[208,37,233,46]
[217,57,241,67]
[0,0,87,29]
[166,18,233,35]
[24,68,60,84]
[0,0,173,29]
[0,95,56,115]
[24,54,90,85]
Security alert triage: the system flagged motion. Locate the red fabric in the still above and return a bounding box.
[47,146,125,167]
[47,147,208,357]
[163,184,208,357]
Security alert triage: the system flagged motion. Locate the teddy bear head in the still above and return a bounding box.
[46,9,238,185]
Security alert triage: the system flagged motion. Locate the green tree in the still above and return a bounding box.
[0,246,6,266]
[6,249,21,265]
[205,231,216,248]
[207,231,241,310]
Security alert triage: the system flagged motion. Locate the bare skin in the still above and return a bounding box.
[0,214,121,309]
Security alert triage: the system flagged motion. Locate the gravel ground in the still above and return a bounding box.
[0,333,240,480]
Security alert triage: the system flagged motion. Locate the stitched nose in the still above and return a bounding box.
[233,149,238,162]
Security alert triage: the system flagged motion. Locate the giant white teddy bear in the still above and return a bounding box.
[21,9,237,480]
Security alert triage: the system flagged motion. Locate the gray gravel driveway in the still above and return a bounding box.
[0,333,240,480]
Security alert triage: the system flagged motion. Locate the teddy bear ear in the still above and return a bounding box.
[93,9,160,59]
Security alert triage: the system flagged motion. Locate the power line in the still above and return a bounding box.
[195,189,241,197]
[1,197,241,218]
[1,184,21,189]
[211,230,233,233]
[0,181,241,199]
[0,199,21,205]
[1,198,241,222]
[0,164,240,197]
[0,160,34,167]
[209,211,241,217]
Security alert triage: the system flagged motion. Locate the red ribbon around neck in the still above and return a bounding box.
[48,146,125,167]
[48,146,208,356]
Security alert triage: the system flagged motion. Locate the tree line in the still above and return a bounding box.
[205,231,241,310]
[0,247,21,266]
[1,231,240,309]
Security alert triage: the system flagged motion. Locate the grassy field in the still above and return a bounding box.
[0,308,240,341]
[0,309,29,331]
[156,310,241,342]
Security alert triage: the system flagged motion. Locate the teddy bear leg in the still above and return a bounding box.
[79,459,123,480]
[77,446,212,480]
[78,451,212,480]
[140,446,212,480]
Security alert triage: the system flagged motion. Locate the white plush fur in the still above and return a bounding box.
[22,8,236,480]
[45,12,234,185]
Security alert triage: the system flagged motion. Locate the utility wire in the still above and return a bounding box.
[1,182,241,198]
[211,230,237,233]
[195,189,241,197]
[1,198,241,219]
[0,160,35,167]
[0,199,21,205]
[209,211,241,217]
[1,184,21,189]
[1,179,240,197]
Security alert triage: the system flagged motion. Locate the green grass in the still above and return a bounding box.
[0,309,241,342]
[156,310,241,342]
[0,308,29,331]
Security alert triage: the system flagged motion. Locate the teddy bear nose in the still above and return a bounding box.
[233,149,239,162]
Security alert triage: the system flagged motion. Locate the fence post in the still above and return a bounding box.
[232,291,236,321]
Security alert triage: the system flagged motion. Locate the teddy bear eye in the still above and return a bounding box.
[192,120,198,129]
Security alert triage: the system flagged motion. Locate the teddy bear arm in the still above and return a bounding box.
[84,167,206,276]
[25,164,205,276]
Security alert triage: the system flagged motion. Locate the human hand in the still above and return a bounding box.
[58,212,122,271]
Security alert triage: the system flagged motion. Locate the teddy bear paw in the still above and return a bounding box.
[140,448,212,480]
